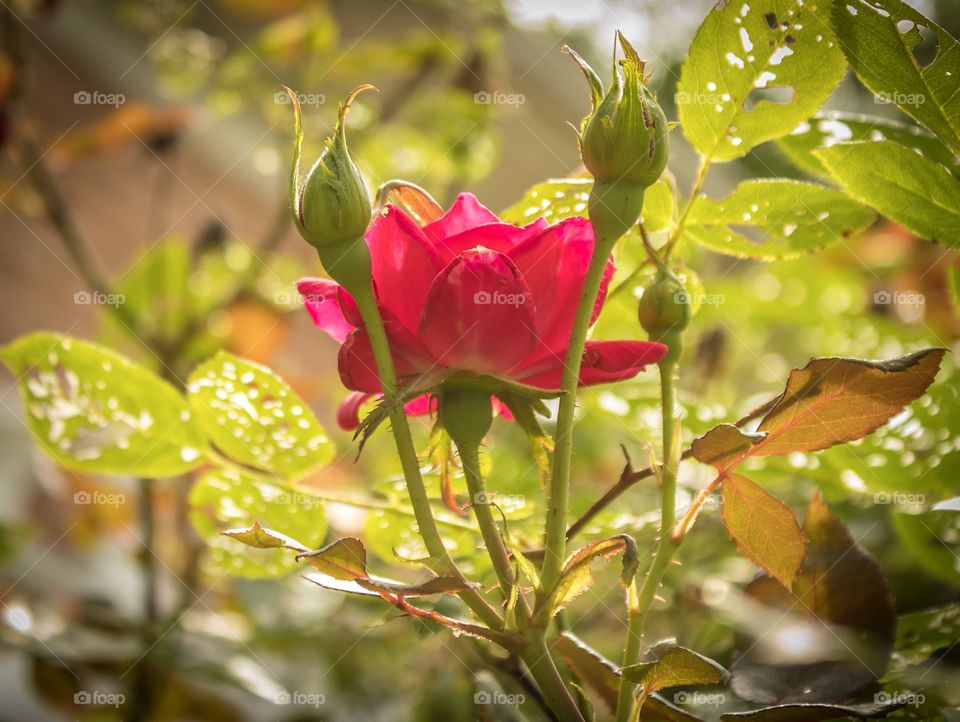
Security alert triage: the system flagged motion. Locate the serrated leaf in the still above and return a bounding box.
[731,495,896,704]
[296,537,367,580]
[684,180,875,260]
[815,140,960,245]
[753,348,945,456]
[222,520,309,553]
[721,474,807,587]
[190,469,327,579]
[720,700,904,721]
[536,535,639,623]
[777,111,960,179]
[692,425,767,468]
[0,332,206,477]
[622,641,730,706]
[187,351,334,480]
[677,0,846,161]
[830,0,960,155]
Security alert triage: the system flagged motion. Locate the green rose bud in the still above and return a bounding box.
[638,266,690,365]
[285,84,375,293]
[568,32,668,188]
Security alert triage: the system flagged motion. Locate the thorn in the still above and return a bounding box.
[669,559,682,566]
[654,594,667,604]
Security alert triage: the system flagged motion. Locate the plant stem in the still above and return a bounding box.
[615,360,680,722]
[538,236,616,607]
[522,631,587,722]
[350,288,502,630]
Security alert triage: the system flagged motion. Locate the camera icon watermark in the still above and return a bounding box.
[873,290,925,306]
[74,291,125,307]
[474,90,525,108]
[673,691,726,706]
[675,290,725,307]
[474,691,525,706]
[875,91,925,107]
[473,290,527,307]
[274,91,325,107]
[74,490,126,508]
[74,690,125,707]
[274,690,325,707]
[74,90,125,107]
[874,691,925,708]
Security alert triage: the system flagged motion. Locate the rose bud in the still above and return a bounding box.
[285,84,375,294]
[638,266,691,365]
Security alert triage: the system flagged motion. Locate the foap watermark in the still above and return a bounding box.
[874,691,925,708]
[74,90,125,107]
[874,290,925,306]
[474,691,525,706]
[74,490,125,508]
[74,690,125,708]
[74,291,125,307]
[675,90,731,108]
[674,691,726,706]
[675,290,725,308]
[875,91,925,107]
[275,691,326,707]
[275,90,326,107]
[874,491,925,507]
[473,491,525,508]
[274,491,322,510]
[474,90,525,108]
[473,290,527,307]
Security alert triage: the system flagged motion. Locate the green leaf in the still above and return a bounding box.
[684,180,875,260]
[814,140,960,245]
[721,474,807,587]
[677,0,846,161]
[830,0,960,155]
[0,332,206,477]
[894,602,960,667]
[500,177,675,233]
[720,700,905,721]
[187,351,334,480]
[622,641,729,706]
[777,111,960,179]
[731,495,896,704]
[891,511,960,587]
[535,535,639,623]
[189,469,327,578]
[296,537,367,580]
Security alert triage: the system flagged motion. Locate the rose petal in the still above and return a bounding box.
[366,206,443,334]
[433,218,548,265]
[516,340,668,389]
[422,193,500,243]
[338,323,432,393]
[296,278,356,344]
[337,391,375,430]
[404,394,437,417]
[418,248,538,375]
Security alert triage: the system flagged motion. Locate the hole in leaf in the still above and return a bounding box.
[745,85,795,111]
[910,24,939,68]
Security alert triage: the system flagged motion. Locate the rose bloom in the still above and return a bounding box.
[297,193,667,429]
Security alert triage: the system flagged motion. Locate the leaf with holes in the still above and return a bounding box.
[535,535,639,623]
[187,351,333,480]
[677,0,846,161]
[831,0,960,155]
[721,474,807,587]
[190,469,327,578]
[731,495,896,704]
[0,332,207,477]
[778,111,960,179]
[622,641,730,707]
[815,140,960,245]
[684,180,875,260]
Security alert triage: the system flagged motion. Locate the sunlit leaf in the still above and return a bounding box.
[777,111,960,179]
[296,536,367,579]
[691,425,766,468]
[222,519,308,552]
[721,474,807,587]
[622,641,729,706]
[684,180,875,260]
[815,140,960,245]
[187,351,334,479]
[677,0,846,161]
[830,0,960,155]
[0,332,206,477]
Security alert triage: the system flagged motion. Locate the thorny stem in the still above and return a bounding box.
[349,287,503,630]
[615,359,680,722]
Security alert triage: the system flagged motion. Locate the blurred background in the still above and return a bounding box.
[1,0,959,720]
